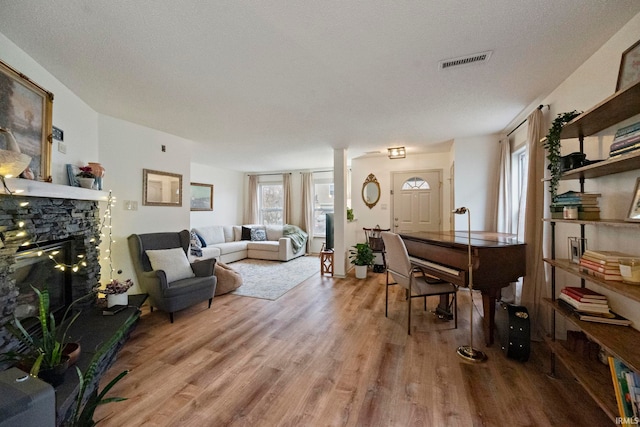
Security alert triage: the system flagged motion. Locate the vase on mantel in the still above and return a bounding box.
[78,177,95,189]
[88,162,105,190]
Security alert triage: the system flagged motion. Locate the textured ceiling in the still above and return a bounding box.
[1,1,639,171]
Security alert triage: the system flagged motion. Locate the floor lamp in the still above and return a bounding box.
[452,207,487,363]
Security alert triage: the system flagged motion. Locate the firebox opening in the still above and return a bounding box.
[12,238,74,329]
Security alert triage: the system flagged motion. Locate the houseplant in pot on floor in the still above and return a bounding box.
[349,243,375,279]
[0,286,91,386]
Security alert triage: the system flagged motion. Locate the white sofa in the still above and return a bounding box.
[189,225,307,263]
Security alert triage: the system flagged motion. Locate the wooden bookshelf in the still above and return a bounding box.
[560,81,640,139]
[560,150,640,180]
[542,333,618,422]
[544,258,640,303]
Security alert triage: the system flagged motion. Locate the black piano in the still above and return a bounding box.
[400,231,526,346]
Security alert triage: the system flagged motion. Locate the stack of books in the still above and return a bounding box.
[610,121,640,158]
[558,286,632,326]
[609,357,640,421]
[550,191,601,220]
[559,286,610,313]
[579,249,631,281]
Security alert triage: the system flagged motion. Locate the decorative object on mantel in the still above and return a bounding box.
[616,38,640,92]
[543,110,581,201]
[0,148,31,194]
[76,166,96,189]
[88,162,105,190]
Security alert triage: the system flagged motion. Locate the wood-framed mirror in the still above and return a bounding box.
[143,168,183,206]
[362,173,381,209]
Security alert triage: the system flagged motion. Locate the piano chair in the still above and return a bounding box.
[381,232,457,334]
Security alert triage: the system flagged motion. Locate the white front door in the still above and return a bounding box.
[391,170,442,233]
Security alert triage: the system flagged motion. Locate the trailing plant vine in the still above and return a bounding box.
[543,110,581,201]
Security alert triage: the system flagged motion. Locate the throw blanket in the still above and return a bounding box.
[283,224,308,253]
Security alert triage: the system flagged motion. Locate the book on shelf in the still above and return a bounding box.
[608,357,639,424]
[579,258,622,274]
[583,249,636,262]
[580,266,623,281]
[561,286,608,302]
[557,299,632,326]
[562,286,607,299]
[577,310,632,326]
[610,141,640,157]
[625,371,640,418]
[613,121,640,141]
[580,253,620,266]
[610,134,640,152]
[558,293,610,313]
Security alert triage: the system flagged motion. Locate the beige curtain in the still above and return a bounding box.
[520,108,547,340]
[301,172,314,253]
[283,173,292,225]
[245,174,259,224]
[496,134,516,303]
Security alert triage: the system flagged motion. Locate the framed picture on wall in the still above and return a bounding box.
[190,182,213,211]
[616,39,640,92]
[0,59,53,181]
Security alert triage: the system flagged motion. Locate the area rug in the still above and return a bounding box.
[230,256,319,300]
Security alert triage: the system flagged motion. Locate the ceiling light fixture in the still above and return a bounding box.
[387,147,406,159]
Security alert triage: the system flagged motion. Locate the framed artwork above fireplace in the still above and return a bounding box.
[0,59,54,182]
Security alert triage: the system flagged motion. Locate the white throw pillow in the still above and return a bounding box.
[145,248,195,283]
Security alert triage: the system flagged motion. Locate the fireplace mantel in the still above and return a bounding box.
[1,178,109,201]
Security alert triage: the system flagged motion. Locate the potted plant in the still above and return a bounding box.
[543,110,581,201]
[349,243,375,279]
[101,278,134,307]
[67,314,137,427]
[347,207,354,222]
[76,166,96,189]
[1,286,92,386]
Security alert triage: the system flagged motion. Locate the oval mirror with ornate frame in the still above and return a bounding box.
[362,173,381,209]
[143,168,183,206]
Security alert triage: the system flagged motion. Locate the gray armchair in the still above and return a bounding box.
[128,230,217,323]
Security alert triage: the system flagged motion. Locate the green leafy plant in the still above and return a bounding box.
[543,110,581,200]
[346,207,354,222]
[67,314,136,427]
[1,286,93,376]
[349,243,375,266]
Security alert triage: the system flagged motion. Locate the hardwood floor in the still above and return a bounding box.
[94,269,611,426]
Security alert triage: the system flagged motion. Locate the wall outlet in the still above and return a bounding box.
[57,142,67,154]
[124,200,138,211]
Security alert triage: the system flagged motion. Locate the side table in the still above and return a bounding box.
[320,249,334,276]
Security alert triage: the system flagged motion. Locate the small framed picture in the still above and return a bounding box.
[616,39,640,92]
[568,237,587,264]
[190,182,213,211]
[626,177,640,222]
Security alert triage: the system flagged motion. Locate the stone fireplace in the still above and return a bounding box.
[0,184,104,361]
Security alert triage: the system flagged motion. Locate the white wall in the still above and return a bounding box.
[452,134,501,231]
[97,114,194,293]
[190,162,244,228]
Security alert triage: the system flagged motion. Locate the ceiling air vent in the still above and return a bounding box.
[438,50,493,70]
